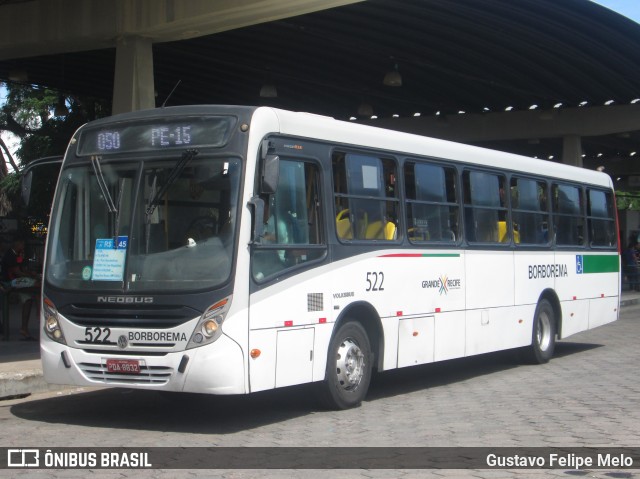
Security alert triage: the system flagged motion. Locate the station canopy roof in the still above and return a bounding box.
[1,0,640,165]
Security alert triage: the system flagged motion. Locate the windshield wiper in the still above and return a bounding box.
[91,155,124,242]
[145,148,199,220]
[91,155,117,213]
[144,148,199,253]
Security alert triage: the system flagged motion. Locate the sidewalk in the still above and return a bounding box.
[2,291,640,400]
[0,301,56,399]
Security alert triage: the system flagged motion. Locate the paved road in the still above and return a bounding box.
[2,305,640,478]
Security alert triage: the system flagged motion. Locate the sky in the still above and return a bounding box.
[590,0,640,22]
[1,1,640,171]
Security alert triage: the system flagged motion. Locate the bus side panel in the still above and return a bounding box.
[434,311,465,362]
[589,297,619,329]
[514,252,556,306]
[465,251,514,309]
[275,328,315,388]
[248,328,277,392]
[248,267,334,391]
[397,315,435,367]
[381,317,399,371]
[559,299,590,337]
[555,251,619,337]
[465,305,533,356]
[465,250,515,356]
[377,251,465,370]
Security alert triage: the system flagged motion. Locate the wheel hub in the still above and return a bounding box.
[335,338,365,390]
[537,311,552,351]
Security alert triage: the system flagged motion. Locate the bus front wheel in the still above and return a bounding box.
[524,298,556,364]
[320,321,372,410]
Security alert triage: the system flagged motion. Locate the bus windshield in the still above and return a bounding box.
[45,154,241,292]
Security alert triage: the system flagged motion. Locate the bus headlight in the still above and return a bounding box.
[187,296,231,349]
[202,319,219,337]
[43,296,66,345]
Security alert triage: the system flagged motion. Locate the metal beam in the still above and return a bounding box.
[0,0,364,60]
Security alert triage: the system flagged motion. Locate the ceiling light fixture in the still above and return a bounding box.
[357,103,374,117]
[259,83,278,98]
[383,64,402,87]
[8,69,28,82]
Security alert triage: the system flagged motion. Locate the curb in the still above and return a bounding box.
[0,367,59,399]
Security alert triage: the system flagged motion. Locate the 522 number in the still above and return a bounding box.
[84,327,111,344]
[365,271,385,292]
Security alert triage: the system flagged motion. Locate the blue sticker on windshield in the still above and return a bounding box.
[92,236,128,281]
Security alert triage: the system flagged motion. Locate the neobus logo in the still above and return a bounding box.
[97,296,154,304]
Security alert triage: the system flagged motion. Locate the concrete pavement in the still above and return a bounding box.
[1,291,639,400]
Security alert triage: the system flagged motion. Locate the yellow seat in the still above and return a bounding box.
[336,209,353,239]
[498,221,520,243]
[365,220,396,240]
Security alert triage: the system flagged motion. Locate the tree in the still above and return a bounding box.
[0,82,110,218]
[616,191,640,211]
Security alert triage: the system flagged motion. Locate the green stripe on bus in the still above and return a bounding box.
[582,254,619,274]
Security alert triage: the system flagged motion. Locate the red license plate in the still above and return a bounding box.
[106,359,140,374]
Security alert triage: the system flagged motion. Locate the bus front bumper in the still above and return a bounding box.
[40,334,246,395]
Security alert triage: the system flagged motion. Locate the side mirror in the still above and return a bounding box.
[261,154,279,195]
[21,169,34,207]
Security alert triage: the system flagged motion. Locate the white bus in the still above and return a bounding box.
[41,106,620,409]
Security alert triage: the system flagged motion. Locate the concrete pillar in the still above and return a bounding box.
[112,36,155,115]
[562,135,583,168]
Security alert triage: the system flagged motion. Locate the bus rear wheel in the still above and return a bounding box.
[320,321,372,410]
[524,298,556,364]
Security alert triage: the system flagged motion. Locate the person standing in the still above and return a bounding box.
[1,238,39,340]
[622,236,640,292]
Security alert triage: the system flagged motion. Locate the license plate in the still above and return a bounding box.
[106,359,140,374]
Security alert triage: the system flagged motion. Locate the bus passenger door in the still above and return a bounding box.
[248,155,327,392]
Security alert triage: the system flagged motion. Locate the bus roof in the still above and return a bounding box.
[71,105,613,190]
[264,107,614,190]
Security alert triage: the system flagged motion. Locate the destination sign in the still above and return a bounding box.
[77,116,235,155]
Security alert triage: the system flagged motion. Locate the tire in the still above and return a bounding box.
[523,298,556,364]
[319,321,372,410]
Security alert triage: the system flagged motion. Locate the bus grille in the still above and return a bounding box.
[78,362,173,385]
[60,304,200,329]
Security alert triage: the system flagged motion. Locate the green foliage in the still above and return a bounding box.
[0,82,110,234]
[0,170,20,198]
[616,191,640,211]
[1,83,110,167]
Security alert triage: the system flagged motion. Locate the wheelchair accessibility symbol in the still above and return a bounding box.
[576,255,584,274]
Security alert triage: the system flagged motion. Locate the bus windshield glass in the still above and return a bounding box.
[45,155,241,292]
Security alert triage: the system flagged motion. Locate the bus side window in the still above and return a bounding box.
[332,152,399,242]
[463,170,508,244]
[511,177,549,245]
[587,189,616,248]
[252,159,325,282]
[405,161,458,243]
[552,183,585,246]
